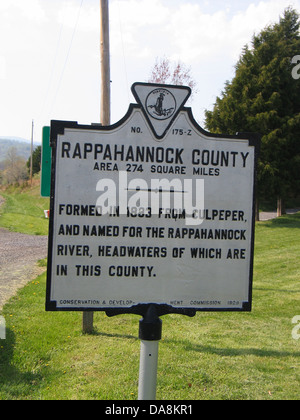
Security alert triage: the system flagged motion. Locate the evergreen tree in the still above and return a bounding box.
[26,145,41,176]
[205,7,300,214]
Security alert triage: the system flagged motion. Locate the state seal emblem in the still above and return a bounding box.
[146,88,176,120]
[131,82,191,139]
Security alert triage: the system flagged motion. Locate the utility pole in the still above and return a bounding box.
[30,119,34,186]
[83,0,111,334]
[100,0,111,125]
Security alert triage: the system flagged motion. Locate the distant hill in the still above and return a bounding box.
[0,138,40,170]
[0,138,39,161]
[0,136,30,143]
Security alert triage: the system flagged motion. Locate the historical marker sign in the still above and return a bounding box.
[46,83,260,314]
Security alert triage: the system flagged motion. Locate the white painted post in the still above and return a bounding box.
[138,340,160,400]
[138,305,162,400]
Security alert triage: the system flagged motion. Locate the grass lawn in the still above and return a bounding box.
[0,180,49,235]
[0,211,299,400]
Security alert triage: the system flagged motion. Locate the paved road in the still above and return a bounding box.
[259,208,300,221]
[0,228,48,310]
[0,194,48,309]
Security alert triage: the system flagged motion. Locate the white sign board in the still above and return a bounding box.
[46,83,259,315]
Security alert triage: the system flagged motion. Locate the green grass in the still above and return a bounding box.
[0,180,49,235]
[0,213,299,400]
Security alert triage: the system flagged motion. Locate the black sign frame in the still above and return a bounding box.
[46,84,260,318]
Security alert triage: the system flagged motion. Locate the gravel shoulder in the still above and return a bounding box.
[259,208,300,221]
[0,228,48,310]
[0,194,48,309]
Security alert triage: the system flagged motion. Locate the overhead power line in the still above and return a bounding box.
[50,0,84,114]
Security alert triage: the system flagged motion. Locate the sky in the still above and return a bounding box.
[1,0,300,143]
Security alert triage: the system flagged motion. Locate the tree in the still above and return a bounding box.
[205,7,300,216]
[27,145,41,176]
[148,56,197,93]
[2,147,28,185]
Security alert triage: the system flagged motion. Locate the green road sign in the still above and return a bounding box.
[41,126,51,197]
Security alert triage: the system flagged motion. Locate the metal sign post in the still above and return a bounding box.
[138,305,162,400]
[138,340,160,400]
